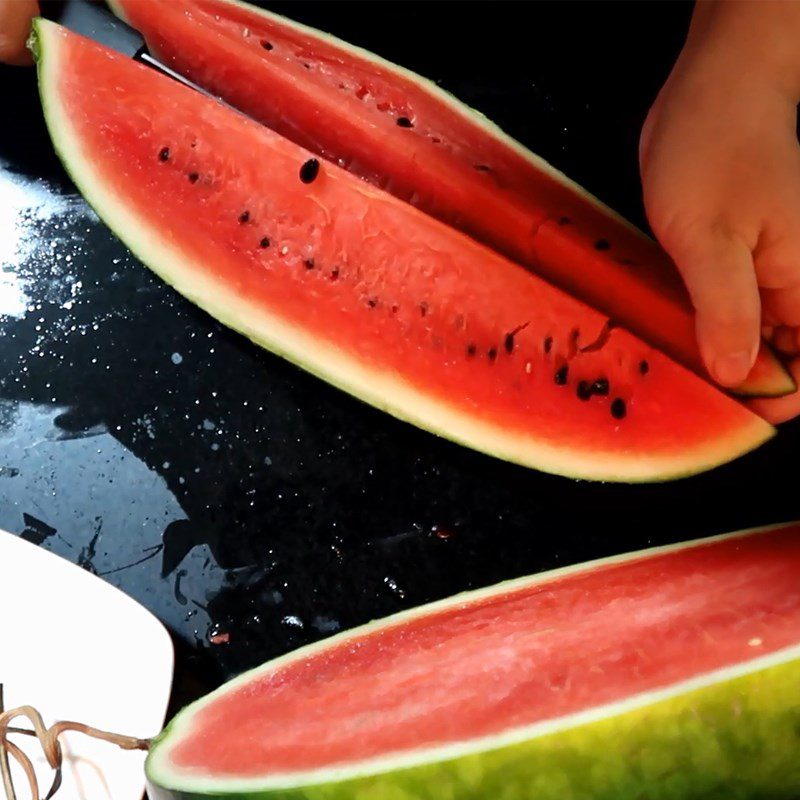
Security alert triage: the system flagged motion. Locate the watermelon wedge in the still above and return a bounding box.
[31,20,774,482]
[109,0,793,399]
[144,521,800,799]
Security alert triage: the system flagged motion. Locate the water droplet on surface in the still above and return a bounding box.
[171,352,183,365]
[312,616,340,633]
[384,576,405,597]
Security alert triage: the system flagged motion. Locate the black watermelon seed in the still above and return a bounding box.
[504,332,515,354]
[330,267,340,280]
[594,238,611,251]
[238,210,250,224]
[474,164,491,172]
[591,378,609,396]
[544,336,553,354]
[304,259,315,270]
[300,159,320,184]
[367,297,378,308]
[554,364,569,385]
[396,117,413,128]
[557,216,571,226]
[487,347,498,362]
[260,237,271,248]
[577,381,593,401]
[391,304,399,314]
[611,398,627,419]
[431,137,442,144]
[158,146,170,162]
[466,343,477,357]
[260,40,273,50]
[419,302,429,317]
[188,172,200,183]
[639,359,650,375]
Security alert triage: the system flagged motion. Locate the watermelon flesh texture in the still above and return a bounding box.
[33,20,774,482]
[109,0,793,399]
[145,522,800,798]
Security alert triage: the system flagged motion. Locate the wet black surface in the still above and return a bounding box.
[1,1,798,717]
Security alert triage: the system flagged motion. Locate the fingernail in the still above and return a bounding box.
[713,350,753,386]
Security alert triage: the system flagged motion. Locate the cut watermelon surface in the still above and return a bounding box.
[32,20,773,482]
[145,522,800,799]
[110,0,793,398]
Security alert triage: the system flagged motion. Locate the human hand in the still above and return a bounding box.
[640,1,800,422]
[0,0,38,65]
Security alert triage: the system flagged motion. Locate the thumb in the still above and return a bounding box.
[664,224,761,387]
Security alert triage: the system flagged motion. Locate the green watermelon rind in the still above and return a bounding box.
[30,19,775,484]
[108,0,794,400]
[143,523,800,799]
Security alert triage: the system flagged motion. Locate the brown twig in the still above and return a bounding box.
[0,686,15,800]
[0,686,150,800]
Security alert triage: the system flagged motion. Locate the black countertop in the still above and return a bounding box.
[1,1,797,714]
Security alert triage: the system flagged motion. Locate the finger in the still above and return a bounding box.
[770,325,800,356]
[747,358,800,424]
[662,223,761,387]
[761,285,800,326]
[754,228,800,289]
[0,0,39,66]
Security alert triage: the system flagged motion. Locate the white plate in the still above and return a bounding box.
[0,529,173,800]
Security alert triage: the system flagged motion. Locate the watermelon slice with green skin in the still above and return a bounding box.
[141,521,800,799]
[108,0,793,399]
[32,20,775,482]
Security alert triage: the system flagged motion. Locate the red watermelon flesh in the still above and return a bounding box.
[109,0,792,398]
[34,21,773,481]
[168,523,800,777]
